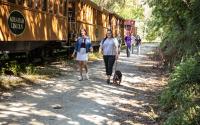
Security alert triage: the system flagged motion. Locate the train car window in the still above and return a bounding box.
[97,11,102,25]
[95,28,99,37]
[42,0,47,11]
[49,0,54,13]
[63,0,67,16]
[34,0,41,9]
[7,0,16,3]
[27,0,33,7]
[68,2,75,21]
[17,0,24,4]
[57,1,60,15]
[59,0,64,15]
[34,0,38,8]
[54,1,58,14]
[27,0,34,8]
[97,11,99,24]
[93,9,97,24]
[121,20,124,28]
[115,19,118,27]
[24,0,29,7]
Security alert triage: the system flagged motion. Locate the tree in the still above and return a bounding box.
[92,0,144,19]
[145,0,200,124]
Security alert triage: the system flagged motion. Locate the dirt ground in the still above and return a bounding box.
[0,43,167,125]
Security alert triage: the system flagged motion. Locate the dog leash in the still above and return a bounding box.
[114,59,118,71]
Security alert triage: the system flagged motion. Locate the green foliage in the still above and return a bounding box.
[10,61,21,76]
[25,64,36,75]
[92,0,144,19]
[0,53,9,60]
[145,26,160,41]
[1,61,21,76]
[146,0,200,66]
[113,2,144,19]
[146,1,200,124]
[0,62,37,75]
[160,57,200,125]
[1,68,6,75]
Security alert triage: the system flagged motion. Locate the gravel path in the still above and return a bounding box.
[0,43,166,125]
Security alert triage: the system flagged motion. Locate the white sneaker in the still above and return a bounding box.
[78,76,83,81]
[86,73,89,80]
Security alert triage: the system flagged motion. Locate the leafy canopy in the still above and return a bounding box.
[92,0,144,19]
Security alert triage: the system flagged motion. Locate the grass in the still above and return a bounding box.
[0,76,24,90]
[89,52,102,61]
[0,67,61,91]
[0,62,65,90]
[36,67,62,77]
[0,51,103,91]
[0,74,47,90]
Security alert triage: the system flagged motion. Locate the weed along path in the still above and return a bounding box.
[0,43,166,125]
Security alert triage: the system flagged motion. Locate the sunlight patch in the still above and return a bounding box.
[78,114,108,125]
[67,121,80,125]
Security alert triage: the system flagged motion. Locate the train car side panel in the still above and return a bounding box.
[0,2,68,42]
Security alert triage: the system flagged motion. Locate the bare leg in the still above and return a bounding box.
[84,61,88,73]
[84,61,89,79]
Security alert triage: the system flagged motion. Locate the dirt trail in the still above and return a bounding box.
[0,43,166,125]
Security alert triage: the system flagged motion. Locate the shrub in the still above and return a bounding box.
[0,62,21,76]
[160,57,200,125]
[25,64,36,75]
[10,61,21,75]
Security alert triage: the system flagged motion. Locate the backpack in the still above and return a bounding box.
[102,37,107,45]
[102,37,120,49]
[117,37,122,47]
[136,38,141,45]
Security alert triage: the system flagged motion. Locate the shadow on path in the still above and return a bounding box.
[0,43,166,125]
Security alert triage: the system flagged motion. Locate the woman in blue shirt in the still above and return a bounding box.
[72,29,93,81]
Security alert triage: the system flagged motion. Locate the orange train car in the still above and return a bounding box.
[124,19,137,36]
[0,0,125,59]
[109,13,124,39]
[0,0,68,55]
[68,0,124,46]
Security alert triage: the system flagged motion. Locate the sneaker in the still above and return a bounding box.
[107,79,110,84]
[86,73,89,80]
[78,76,83,81]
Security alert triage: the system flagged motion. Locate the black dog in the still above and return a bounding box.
[113,70,122,85]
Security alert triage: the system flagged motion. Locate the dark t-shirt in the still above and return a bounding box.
[81,39,86,48]
[135,38,141,46]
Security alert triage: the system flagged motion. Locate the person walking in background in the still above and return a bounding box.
[131,33,136,54]
[135,35,142,55]
[124,32,132,57]
[99,29,119,84]
[72,29,93,81]
[116,33,122,55]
